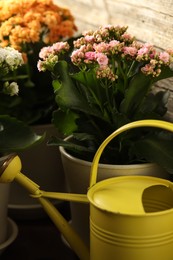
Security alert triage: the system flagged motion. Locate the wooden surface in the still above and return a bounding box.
[54,0,173,49]
[1,203,79,260]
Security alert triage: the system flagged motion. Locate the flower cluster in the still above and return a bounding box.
[0,46,23,96]
[38,25,173,169]
[37,41,70,72]
[0,0,77,125]
[0,0,77,61]
[67,26,171,72]
[39,25,173,85]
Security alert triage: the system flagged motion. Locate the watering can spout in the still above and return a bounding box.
[0,153,88,204]
[0,153,90,260]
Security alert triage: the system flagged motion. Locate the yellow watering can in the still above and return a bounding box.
[1,119,173,260]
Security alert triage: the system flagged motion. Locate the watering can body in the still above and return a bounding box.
[88,176,173,260]
[1,120,173,260]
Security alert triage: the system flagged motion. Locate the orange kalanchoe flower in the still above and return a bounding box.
[0,0,77,55]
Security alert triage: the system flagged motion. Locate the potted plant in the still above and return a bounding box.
[0,0,77,125]
[38,24,173,245]
[0,0,78,216]
[0,44,44,251]
[0,45,44,151]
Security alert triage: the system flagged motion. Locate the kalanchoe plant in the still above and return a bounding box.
[38,25,173,173]
[0,0,77,124]
[0,46,44,157]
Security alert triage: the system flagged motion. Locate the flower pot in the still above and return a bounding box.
[60,138,169,248]
[8,124,66,219]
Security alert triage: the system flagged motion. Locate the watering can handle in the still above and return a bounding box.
[89,119,173,188]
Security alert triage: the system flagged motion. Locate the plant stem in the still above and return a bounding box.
[127,60,136,77]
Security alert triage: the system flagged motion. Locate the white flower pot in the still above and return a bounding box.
[60,140,169,248]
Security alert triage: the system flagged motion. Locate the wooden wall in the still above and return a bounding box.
[54,0,173,120]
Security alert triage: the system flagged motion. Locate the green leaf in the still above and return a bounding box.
[71,69,98,87]
[137,91,169,117]
[52,109,79,136]
[134,134,173,173]
[54,61,89,111]
[119,66,173,117]
[53,61,106,120]
[120,72,151,116]
[73,132,96,142]
[0,115,45,153]
[152,65,173,83]
[47,136,94,153]
[52,79,62,92]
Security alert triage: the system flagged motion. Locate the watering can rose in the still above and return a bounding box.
[37,25,173,173]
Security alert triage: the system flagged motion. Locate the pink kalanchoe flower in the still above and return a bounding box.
[52,42,70,53]
[85,51,96,61]
[84,35,95,43]
[39,46,53,60]
[93,42,109,53]
[71,49,85,64]
[138,43,156,59]
[121,33,134,42]
[37,54,59,72]
[108,40,120,48]
[37,59,44,72]
[123,46,138,57]
[159,51,170,64]
[141,63,154,75]
[108,40,124,54]
[138,43,153,53]
[103,24,114,30]
[137,46,149,56]
[96,53,109,67]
